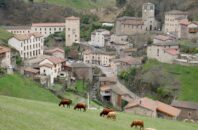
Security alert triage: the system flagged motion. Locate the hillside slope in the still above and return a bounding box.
[0,28,13,44]
[0,74,59,103]
[25,0,116,9]
[0,95,198,130]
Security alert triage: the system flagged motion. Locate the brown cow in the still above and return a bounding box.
[74,103,87,112]
[100,108,114,117]
[59,99,72,108]
[107,112,117,120]
[131,120,144,130]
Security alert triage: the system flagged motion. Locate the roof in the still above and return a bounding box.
[171,100,198,110]
[164,48,179,56]
[0,46,10,54]
[152,42,179,46]
[123,48,137,52]
[111,85,128,95]
[156,101,181,117]
[165,10,187,15]
[47,57,65,64]
[39,63,53,68]
[154,35,175,41]
[3,26,31,30]
[179,19,189,26]
[100,85,111,91]
[24,67,39,74]
[114,56,142,65]
[125,97,181,117]
[125,97,157,111]
[32,23,65,27]
[45,48,64,54]
[117,16,144,25]
[99,77,117,83]
[83,49,115,56]
[65,16,80,20]
[13,32,43,41]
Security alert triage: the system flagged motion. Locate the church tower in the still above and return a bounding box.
[142,3,156,31]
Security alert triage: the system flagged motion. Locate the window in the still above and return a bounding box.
[157,49,159,56]
[68,28,70,31]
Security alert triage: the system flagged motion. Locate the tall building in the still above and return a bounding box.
[142,2,157,31]
[65,16,80,47]
[8,32,44,59]
[164,10,188,34]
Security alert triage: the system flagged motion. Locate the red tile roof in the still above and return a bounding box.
[0,46,10,54]
[47,57,65,64]
[39,63,53,68]
[154,35,175,41]
[179,19,189,26]
[164,48,179,56]
[32,23,65,27]
[125,97,181,117]
[45,48,64,54]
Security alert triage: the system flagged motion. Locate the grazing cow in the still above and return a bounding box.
[59,99,72,108]
[74,103,87,112]
[145,128,156,130]
[131,120,144,130]
[107,112,117,120]
[100,108,114,117]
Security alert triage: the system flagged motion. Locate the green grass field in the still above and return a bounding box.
[0,74,59,103]
[25,0,115,9]
[144,60,198,102]
[0,95,197,130]
[0,28,13,44]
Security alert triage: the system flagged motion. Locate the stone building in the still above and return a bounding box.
[164,10,188,34]
[115,2,159,35]
[0,46,11,68]
[83,50,115,66]
[142,2,158,31]
[125,97,181,120]
[65,16,80,46]
[8,32,44,59]
[89,29,110,47]
[171,100,198,121]
[64,62,93,82]
[115,17,145,35]
[147,42,180,64]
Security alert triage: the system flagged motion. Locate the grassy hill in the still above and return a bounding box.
[0,28,13,44]
[25,0,116,9]
[143,60,198,102]
[0,73,59,103]
[0,95,198,130]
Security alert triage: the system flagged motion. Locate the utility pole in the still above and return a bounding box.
[87,92,90,109]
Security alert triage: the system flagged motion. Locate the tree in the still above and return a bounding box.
[116,0,127,7]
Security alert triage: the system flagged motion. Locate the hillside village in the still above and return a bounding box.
[0,0,198,129]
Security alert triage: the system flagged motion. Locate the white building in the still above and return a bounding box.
[4,26,31,34]
[164,10,188,34]
[147,42,180,64]
[39,57,65,84]
[83,50,115,66]
[89,29,110,47]
[0,46,11,68]
[31,23,65,38]
[65,16,80,46]
[8,32,44,59]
